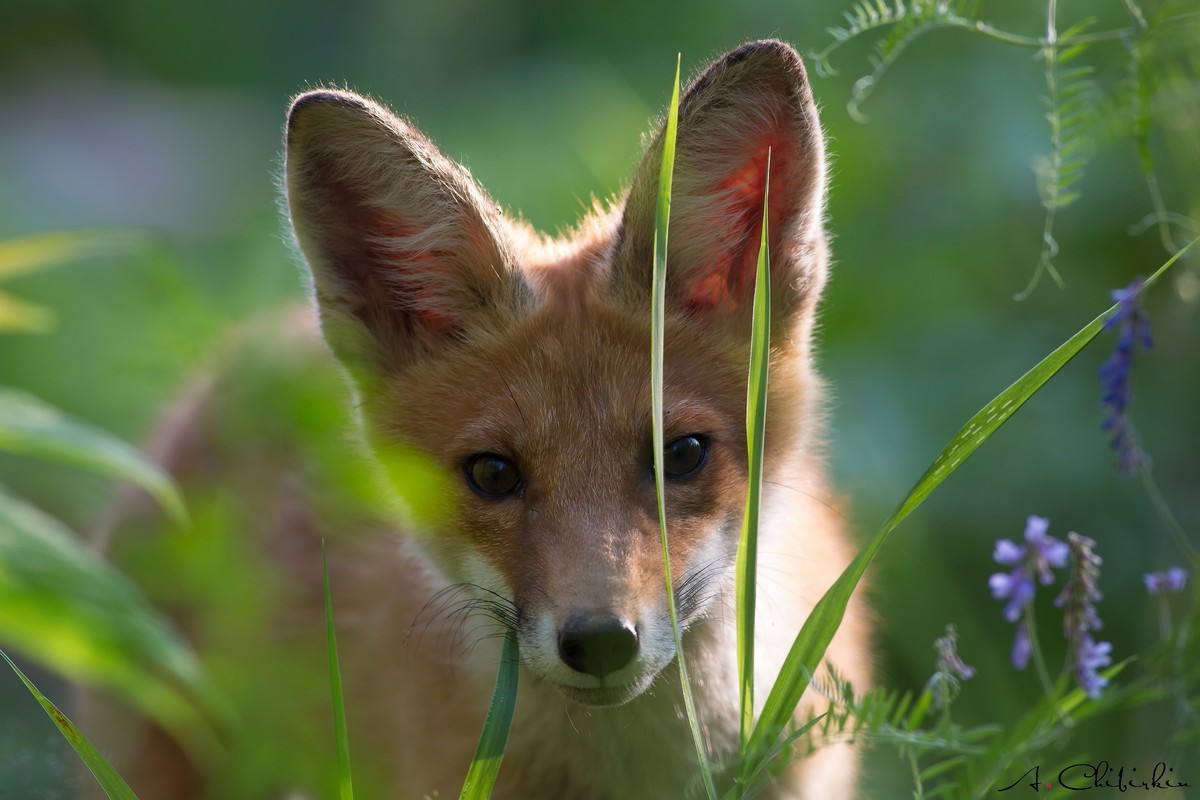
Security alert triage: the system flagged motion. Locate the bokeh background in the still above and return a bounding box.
[1,0,1197,796]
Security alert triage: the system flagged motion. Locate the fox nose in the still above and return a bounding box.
[557,613,639,678]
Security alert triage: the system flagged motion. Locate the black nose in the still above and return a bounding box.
[557,613,639,678]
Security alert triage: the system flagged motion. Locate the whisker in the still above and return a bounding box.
[406,582,519,656]
[762,478,851,524]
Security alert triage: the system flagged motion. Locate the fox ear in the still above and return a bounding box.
[285,90,525,381]
[613,41,828,333]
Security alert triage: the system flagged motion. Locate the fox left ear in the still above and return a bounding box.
[284,90,528,388]
[613,41,829,334]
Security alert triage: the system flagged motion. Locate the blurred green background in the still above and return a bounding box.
[1,0,1197,796]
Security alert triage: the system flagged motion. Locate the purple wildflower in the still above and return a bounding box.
[990,516,1068,668]
[928,624,974,708]
[1055,532,1111,698]
[1144,566,1188,595]
[934,624,975,680]
[1076,636,1113,697]
[1011,621,1032,670]
[1099,277,1153,475]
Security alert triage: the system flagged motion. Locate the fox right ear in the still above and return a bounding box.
[284,90,526,383]
[612,41,829,338]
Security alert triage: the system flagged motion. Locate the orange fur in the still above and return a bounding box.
[87,40,870,799]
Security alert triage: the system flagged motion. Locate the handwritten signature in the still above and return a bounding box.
[999,761,1189,792]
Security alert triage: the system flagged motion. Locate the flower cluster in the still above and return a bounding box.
[1144,566,1187,595]
[989,516,1068,669]
[1054,533,1111,698]
[1099,277,1153,475]
[927,623,975,709]
[989,517,1113,698]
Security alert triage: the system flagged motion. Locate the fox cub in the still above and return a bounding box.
[91,39,870,800]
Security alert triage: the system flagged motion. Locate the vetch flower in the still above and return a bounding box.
[989,570,1035,624]
[1011,621,1032,671]
[928,624,975,708]
[1075,635,1113,698]
[1144,566,1188,595]
[1055,532,1112,698]
[1099,277,1153,475]
[934,624,975,680]
[990,516,1068,668]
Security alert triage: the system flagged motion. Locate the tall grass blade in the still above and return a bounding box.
[2,648,140,800]
[650,54,718,800]
[0,388,187,525]
[458,630,519,800]
[322,543,354,800]
[737,237,1197,783]
[735,155,771,770]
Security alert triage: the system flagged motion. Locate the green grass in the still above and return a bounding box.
[734,150,772,791]
[2,648,140,800]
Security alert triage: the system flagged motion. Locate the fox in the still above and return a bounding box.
[83,39,871,800]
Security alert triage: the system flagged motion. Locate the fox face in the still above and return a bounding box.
[285,41,829,708]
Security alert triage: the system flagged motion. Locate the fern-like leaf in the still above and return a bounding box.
[1018,16,1100,299]
[823,0,986,119]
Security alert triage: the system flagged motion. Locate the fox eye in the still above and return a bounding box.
[663,435,708,479]
[465,453,521,498]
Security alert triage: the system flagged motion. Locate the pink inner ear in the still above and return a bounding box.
[371,211,459,335]
[685,140,794,315]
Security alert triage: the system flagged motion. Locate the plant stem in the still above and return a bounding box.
[1022,605,1057,701]
[1141,470,1198,568]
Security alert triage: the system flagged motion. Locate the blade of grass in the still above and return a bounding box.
[650,54,718,800]
[735,153,771,772]
[458,629,519,800]
[322,543,354,800]
[737,237,1197,784]
[2,648,140,800]
[0,388,187,525]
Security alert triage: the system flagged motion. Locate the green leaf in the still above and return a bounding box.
[0,290,56,333]
[0,229,141,282]
[0,388,186,525]
[1,648,141,800]
[323,543,354,800]
[458,630,520,800]
[649,54,719,800]
[735,152,771,768]
[0,486,223,763]
[737,237,1197,782]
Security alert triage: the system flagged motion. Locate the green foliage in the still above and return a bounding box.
[458,631,520,800]
[0,230,218,788]
[1,649,140,800]
[816,0,984,121]
[810,0,1196,297]
[0,388,185,525]
[730,238,1193,793]
[0,230,141,334]
[804,656,1140,800]
[0,485,222,763]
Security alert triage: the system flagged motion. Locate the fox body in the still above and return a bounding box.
[89,40,870,799]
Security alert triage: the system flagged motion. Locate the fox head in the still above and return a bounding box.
[284,40,830,706]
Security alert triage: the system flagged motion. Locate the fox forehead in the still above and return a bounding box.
[371,282,752,477]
